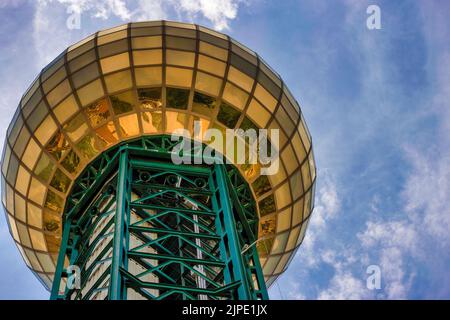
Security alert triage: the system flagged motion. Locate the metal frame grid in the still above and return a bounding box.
[51,135,267,300]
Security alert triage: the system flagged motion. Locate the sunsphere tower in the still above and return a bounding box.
[1,21,316,300]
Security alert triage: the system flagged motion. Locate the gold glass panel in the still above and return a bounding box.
[24,248,42,271]
[61,150,81,174]
[296,220,309,246]
[134,66,162,86]
[131,36,162,49]
[138,88,162,111]
[42,67,67,94]
[274,253,290,274]
[291,133,307,164]
[166,50,195,67]
[46,80,71,108]
[111,90,135,115]
[96,121,119,146]
[46,131,70,160]
[222,82,249,110]
[50,169,71,193]
[6,183,13,213]
[77,79,105,106]
[309,150,316,181]
[292,197,304,226]
[290,169,304,200]
[85,98,110,127]
[29,229,47,251]
[303,189,312,219]
[68,49,96,73]
[165,67,192,87]
[63,113,89,142]
[97,30,127,45]
[227,66,254,92]
[17,222,32,248]
[272,232,289,254]
[34,152,54,182]
[28,202,43,228]
[199,41,228,61]
[100,52,130,74]
[118,114,140,137]
[286,225,301,251]
[301,160,311,190]
[7,214,19,241]
[191,116,210,138]
[281,144,298,175]
[71,62,99,88]
[104,70,133,93]
[14,192,26,222]
[252,175,271,197]
[198,54,226,77]
[28,178,46,206]
[254,83,277,112]
[76,134,102,159]
[216,103,241,128]
[166,88,190,110]
[22,138,41,169]
[298,120,311,151]
[15,165,30,196]
[275,182,291,210]
[259,194,276,217]
[141,111,162,133]
[277,208,291,232]
[192,92,217,117]
[36,252,54,272]
[165,111,186,133]
[195,72,222,96]
[53,95,79,124]
[35,115,58,146]
[246,99,270,128]
[133,49,162,66]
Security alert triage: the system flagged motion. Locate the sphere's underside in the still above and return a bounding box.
[1,21,315,289]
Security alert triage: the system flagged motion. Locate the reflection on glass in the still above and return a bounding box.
[111,91,135,115]
[118,114,140,137]
[76,134,101,159]
[61,150,81,174]
[165,111,186,133]
[46,131,70,160]
[44,190,63,213]
[166,87,189,110]
[95,121,119,146]
[85,98,110,127]
[217,103,240,128]
[50,169,71,193]
[259,194,275,216]
[63,113,89,142]
[141,111,162,133]
[252,175,271,197]
[34,153,54,182]
[138,88,162,110]
[192,92,216,117]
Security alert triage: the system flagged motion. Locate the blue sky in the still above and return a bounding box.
[0,0,449,299]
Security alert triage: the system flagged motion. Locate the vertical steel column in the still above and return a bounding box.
[50,219,72,299]
[108,148,131,300]
[214,164,252,299]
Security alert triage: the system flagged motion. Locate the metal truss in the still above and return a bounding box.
[50,135,268,300]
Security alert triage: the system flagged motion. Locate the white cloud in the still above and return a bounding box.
[298,170,340,267]
[318,272,367,300]
[36,0,247,31]
[357,220,418,299]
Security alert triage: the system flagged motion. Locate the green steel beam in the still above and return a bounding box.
[51,135,267,300]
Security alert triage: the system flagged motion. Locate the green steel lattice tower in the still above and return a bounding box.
[1,21,316,300]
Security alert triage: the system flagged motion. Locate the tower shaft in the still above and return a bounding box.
[50,136,267,300]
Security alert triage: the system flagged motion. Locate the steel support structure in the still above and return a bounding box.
[50,135,268,300]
